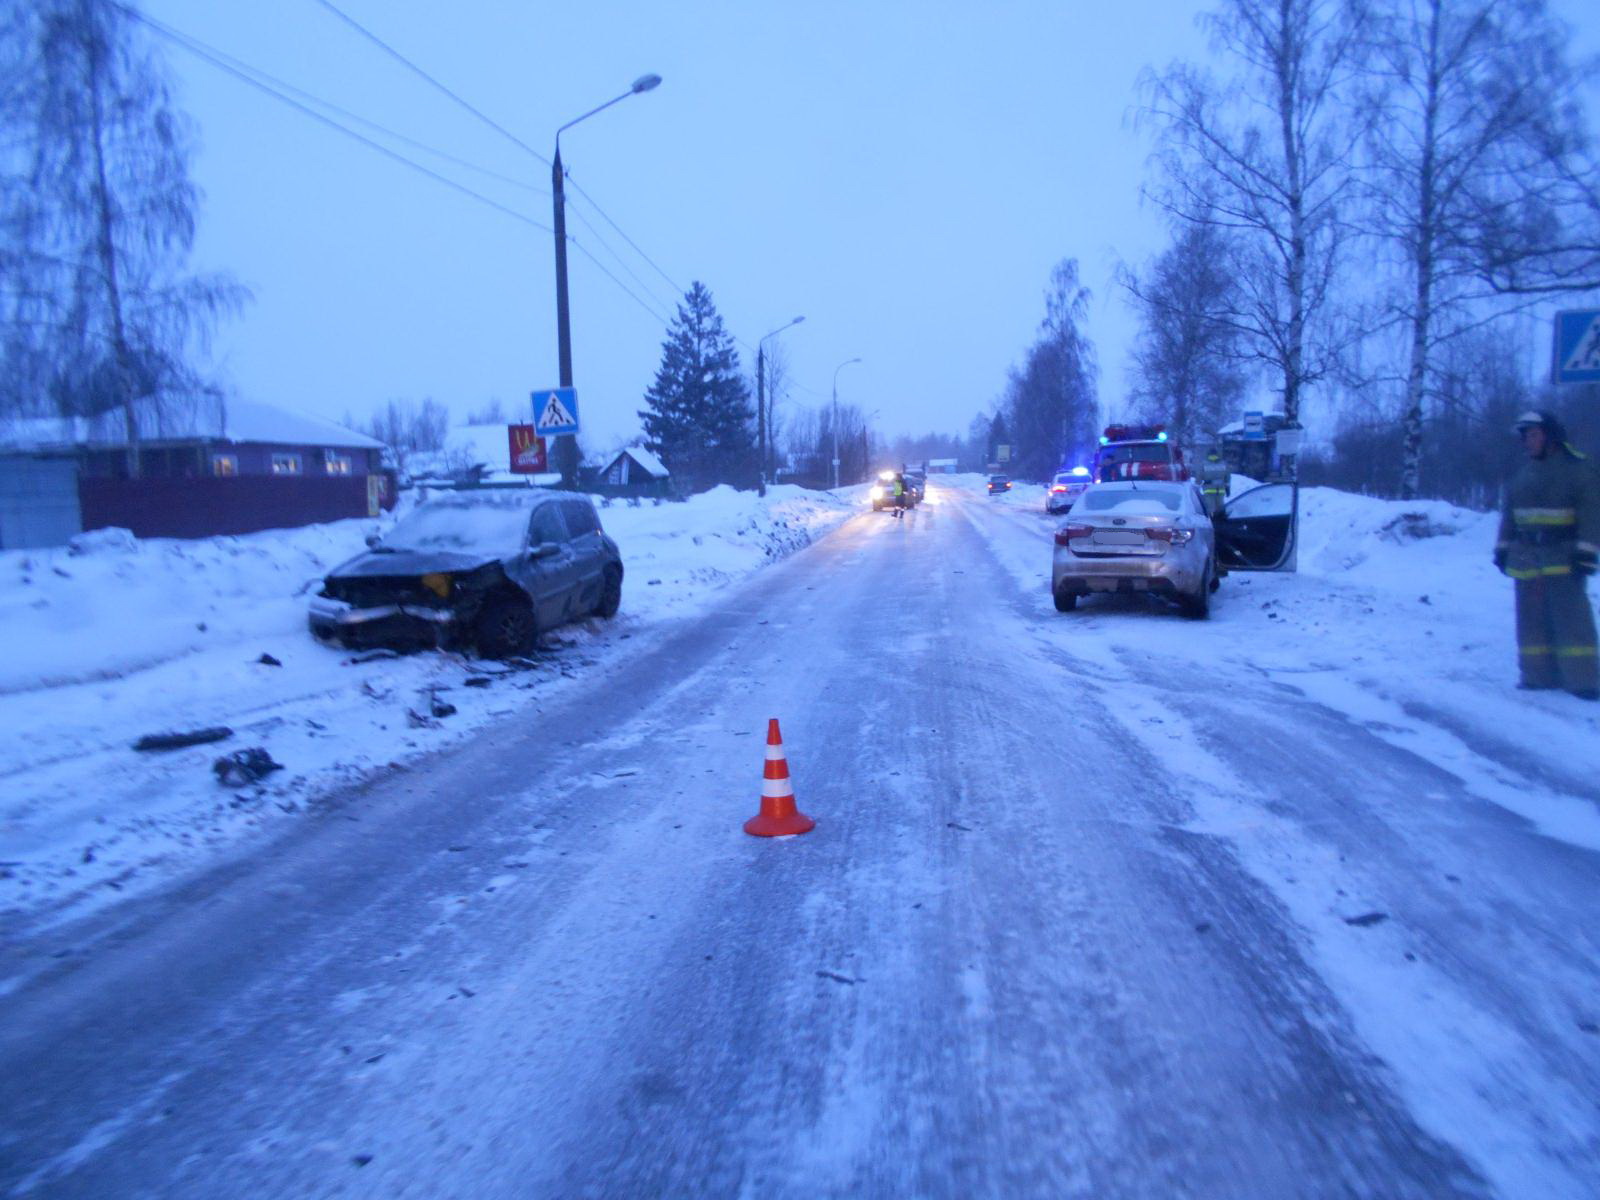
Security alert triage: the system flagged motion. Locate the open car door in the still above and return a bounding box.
[1216,483,1297,571]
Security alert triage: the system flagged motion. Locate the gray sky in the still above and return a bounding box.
[141,0,1599,451]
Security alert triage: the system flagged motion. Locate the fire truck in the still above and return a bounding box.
[1093,423,1190,483]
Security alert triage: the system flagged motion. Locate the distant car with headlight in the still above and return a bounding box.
[1045,467,1091,514]
[1050,479,1296,618]
[987,474,1012,495]
[309,490,622,658]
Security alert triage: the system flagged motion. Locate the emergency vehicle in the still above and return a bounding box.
[1094,424,1190,483]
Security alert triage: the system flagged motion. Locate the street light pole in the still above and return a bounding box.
[550,73,661,489]
[756,316,804,497]
[831,357,862,490]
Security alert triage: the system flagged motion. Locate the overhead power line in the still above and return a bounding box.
[122,6,552,235]
[310,0,552,169]
[307,2,694,322]
[302,3,838,392]
[121,7,676,327]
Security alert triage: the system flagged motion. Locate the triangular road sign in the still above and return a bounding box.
[532,387,579,435]
[1563,314,1600,372]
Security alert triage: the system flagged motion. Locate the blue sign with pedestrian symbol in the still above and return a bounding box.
[1552,311,1600,384]
[532,388,580,436]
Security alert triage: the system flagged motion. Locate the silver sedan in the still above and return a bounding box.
[1051,480,1216,617]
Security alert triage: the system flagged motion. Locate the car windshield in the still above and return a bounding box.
[1080,486,1181,513]
[1099,443,1172,464]
[989,476,1008,484]
[381,498,532,554]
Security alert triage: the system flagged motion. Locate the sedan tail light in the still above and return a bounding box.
[1145,526,1195,544]
[1054,523,1094,546]
[1050,485,1068,493]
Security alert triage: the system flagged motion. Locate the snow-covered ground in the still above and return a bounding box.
[973,473,1600,1197]
[6,473,1600,1196]
[0,483,860,930]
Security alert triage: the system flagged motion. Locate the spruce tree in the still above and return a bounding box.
[639,282,755,489]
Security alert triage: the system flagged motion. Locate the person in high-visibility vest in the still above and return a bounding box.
[1494,410,1599,699]
[891,473,907,519]
[1197,448,1230,518]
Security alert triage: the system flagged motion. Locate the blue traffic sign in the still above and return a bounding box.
[532,387,580,436]
[1552,310,1600,384]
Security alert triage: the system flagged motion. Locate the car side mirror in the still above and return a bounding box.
[365,534,381,549]
[531,541,562,559]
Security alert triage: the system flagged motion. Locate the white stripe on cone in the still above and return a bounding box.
[765,744,786,761]
[762,779,794,799]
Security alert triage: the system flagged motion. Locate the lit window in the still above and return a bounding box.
[323,451,352,476]
[212,454,238,477]
[271,453,302,476]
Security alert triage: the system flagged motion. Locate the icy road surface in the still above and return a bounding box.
[2,480,1598,1198]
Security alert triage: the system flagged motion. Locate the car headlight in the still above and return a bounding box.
[870,486,884,500]
[420,572,453,599]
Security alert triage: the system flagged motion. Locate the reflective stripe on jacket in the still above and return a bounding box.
[1498,450,1600,579]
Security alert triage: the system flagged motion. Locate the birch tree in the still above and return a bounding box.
[1360,0,1596,497]
[1121,214,1251,446]
[0,0,242,470]
[1143,0,1366,452]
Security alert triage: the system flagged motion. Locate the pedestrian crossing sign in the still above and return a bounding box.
[1553,310,1600,384]
[532,387,580,435]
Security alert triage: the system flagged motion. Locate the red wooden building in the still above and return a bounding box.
[0,398,392,542]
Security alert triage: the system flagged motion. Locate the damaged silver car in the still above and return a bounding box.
[309,490,623,657]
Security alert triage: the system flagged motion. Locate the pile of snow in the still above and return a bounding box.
[0,484,855,929]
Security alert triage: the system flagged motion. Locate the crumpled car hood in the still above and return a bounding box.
[327,548,503,580]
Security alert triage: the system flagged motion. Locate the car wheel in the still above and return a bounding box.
[1053,588,1077,613]
[475,593,537,658]
[593,566,622,619]
[1180,561,1213,619]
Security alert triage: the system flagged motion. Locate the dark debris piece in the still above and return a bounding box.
[1343,911,1389,928]
[348,649,400,664]
[429,697,457,719]
[463,676,493,688]
[134,726,233,752]
[257,652,283,667]
[212,748,284,787]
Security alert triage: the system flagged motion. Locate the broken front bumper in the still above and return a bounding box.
[307,594,462,647]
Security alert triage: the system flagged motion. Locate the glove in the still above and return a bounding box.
[1576,547,1598,577]
[1493,546,1509,575]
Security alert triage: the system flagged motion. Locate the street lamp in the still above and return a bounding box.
[757,316,804,496]
[551,73,662,488]
[831,357,862,490]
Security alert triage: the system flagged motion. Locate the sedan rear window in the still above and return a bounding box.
[1079,487,1181,513]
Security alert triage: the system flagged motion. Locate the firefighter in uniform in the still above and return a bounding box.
[1495,411,1600,700]
[1197,447,1230,518]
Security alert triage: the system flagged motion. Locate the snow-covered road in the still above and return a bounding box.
[2,479,1597,1198]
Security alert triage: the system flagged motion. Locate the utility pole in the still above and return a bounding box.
[549,74,662,491]
[551,146,576,488]
[831,357,862,490]
[757,343,766,497]
[756,316,804,497]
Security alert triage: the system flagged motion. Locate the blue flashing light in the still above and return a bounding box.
[1070,466,1090,477]
[1157,431,1168,441]
[1099,436,1109,445]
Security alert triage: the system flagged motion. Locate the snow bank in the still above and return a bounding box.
[0,484,856,929]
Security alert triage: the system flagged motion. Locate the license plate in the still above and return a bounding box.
[1094,531,1144,545]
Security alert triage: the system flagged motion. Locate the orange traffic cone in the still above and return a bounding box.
[744,718,815,837]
